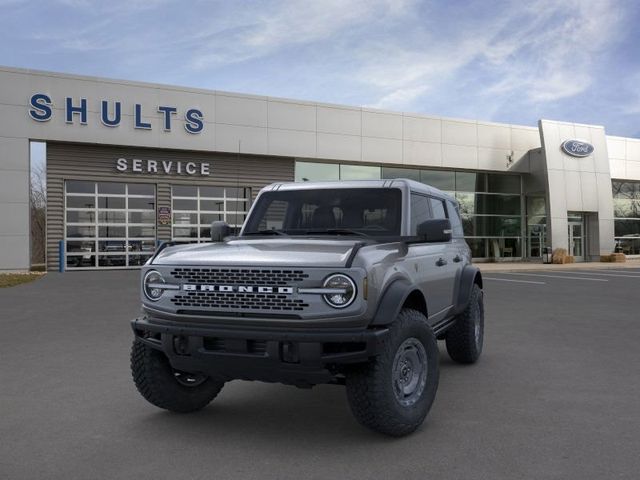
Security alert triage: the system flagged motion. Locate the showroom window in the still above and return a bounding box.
[612,180,640,255]
[171,186,251,242]
[382,167,523,258]
[65,181,156,269]
[295,161,525,259]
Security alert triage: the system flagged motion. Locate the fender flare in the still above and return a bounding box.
[453,265,483,315]
[370,278,421,326]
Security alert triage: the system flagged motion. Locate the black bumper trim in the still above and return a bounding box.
[131,317,389,386]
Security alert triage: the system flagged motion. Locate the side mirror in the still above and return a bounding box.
[416,219,452,243]
[211,221,231,242]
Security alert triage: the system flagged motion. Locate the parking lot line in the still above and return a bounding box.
[557,271,640,278]
[484,277,546,285]
[499,272,608,282]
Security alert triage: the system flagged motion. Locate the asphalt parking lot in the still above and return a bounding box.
[1,268,640,479]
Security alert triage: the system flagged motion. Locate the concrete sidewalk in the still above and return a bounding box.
[477,258,640,273]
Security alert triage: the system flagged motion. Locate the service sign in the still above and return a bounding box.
[561,139,594,157]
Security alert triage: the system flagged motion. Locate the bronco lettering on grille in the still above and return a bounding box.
[182,284,295,294]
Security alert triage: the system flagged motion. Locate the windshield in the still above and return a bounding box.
[242,188,402,237]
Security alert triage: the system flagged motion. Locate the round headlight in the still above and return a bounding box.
[143,270,165,301]
[323,274,356,308]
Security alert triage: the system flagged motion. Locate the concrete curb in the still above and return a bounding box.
[476,259,640,273]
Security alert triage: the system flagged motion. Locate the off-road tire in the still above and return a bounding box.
[131,340,224,413]
[345,309,439,436]
[445,283,484,364]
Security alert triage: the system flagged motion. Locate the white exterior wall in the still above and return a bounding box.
[1,65,639,269]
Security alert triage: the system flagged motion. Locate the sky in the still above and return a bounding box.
[1,0,640,137]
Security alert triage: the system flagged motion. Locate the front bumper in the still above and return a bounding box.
[131,316,389,386]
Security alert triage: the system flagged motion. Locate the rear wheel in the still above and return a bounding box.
[345,309,439,436]
[131,340,224,413]
[445,283,484,364]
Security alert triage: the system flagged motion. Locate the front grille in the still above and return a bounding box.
[170,268,309,285]
[203,337,267,356]
[171,292,309,311]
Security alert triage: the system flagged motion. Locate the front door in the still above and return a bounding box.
[567,221,584,261]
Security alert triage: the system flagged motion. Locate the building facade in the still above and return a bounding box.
[1,66,639,271]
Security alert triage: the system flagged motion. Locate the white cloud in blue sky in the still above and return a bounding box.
[1,0,639,136]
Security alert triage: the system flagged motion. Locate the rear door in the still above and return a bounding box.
[425,197,458,318]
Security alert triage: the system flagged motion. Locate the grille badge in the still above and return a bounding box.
[182,284,294,294]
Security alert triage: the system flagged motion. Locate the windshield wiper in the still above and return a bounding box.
[243,230,288,236]
[305,229,370,237]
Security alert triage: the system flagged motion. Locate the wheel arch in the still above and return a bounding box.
[371,279,428,326]
[454,265,482,315]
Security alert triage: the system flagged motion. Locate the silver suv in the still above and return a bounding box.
[130,179,484,436]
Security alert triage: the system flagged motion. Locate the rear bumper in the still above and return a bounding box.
[131,316,389,386]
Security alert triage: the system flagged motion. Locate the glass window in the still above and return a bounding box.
[66,181,95,194]
[614,219,640,237]
[67,196,96,209]
[410,194,432,235]
[173,199,197,210]
[612,181,640,200]
[295,161,339,182]
[128,198,155,210]
[429,198,447,219]
[340,164,381,180]
[172,185,198,197]
[200,199,224,211]
[421,170,454,191]
[487,174,520,194]
[457,193,521,216]
[244,188,402,236]
[527,196,546,216]
[98,182,125,195]
[67,226,95,238]
[446,201,464,238]
[128,211,155,224]
[382,167,420,182]
[171,185,251,241]
[66,210,95,223]
[127,184,155,196]
[199,186,225,198]
[456,172,486,193]
[614,199,640,219]
[462,215,521,237]
[98,197,125,209]
[65,180,157,268]
[99,226,126,238]
[98,211,126,223]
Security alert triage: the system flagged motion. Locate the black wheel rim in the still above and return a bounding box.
[173,370,208,387]
[392,337,428,407]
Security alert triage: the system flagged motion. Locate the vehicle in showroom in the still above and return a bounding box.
[130,179,484,436]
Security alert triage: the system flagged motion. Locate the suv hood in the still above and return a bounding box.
[152,238,363,268]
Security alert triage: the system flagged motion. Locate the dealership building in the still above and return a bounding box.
[1,65,639,272]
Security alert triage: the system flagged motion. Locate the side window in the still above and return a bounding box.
[410,194,432,234]
[430,198,447,220]
[447,200,464,238]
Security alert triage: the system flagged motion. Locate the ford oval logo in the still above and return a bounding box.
[561,139,594,157]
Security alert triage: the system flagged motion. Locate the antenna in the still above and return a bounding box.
[236,140,241,231]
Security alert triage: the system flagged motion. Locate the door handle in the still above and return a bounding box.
[436,257,447,267]
[453,255,462,263]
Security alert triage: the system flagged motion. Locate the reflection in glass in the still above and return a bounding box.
[98,182,125,194]
[295,162,339,182]
[421,170,454,191]
[98,197,126,209]
[340,164,381,180]
[67,196,96,209]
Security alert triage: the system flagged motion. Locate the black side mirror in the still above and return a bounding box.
[211,221,231,242]
[416,219,452,243]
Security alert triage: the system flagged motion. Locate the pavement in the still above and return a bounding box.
[1,268,640,479]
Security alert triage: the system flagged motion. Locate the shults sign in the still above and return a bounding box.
[28,93,204,133]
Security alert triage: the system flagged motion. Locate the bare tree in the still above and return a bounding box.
[30,162,46,268]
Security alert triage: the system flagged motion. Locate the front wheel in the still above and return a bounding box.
[131,340,224,413]
[345,309,439,436]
